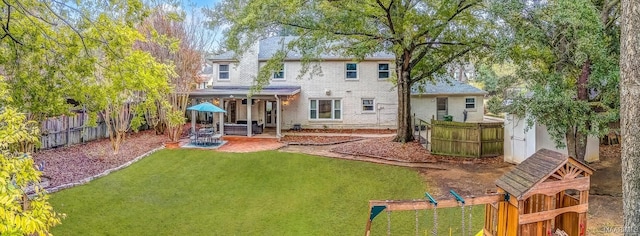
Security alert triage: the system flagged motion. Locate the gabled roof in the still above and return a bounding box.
[495,149,594,200]
[208,36,395,61]
[258,36,394,60]
[411,78,487,96]
[209,51,237,61]
[190,85,301,97]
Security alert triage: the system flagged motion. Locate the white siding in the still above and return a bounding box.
[270,60,398,129]
[411,95,485,123]
[207,54,398,129]
[503,113,599,163]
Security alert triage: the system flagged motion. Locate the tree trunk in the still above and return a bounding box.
[566,126,589,161]
[566,59,591,162]
[393,52,414,143]
[575,129,587,161]
[621,0,640,234]
[566,127,577,159]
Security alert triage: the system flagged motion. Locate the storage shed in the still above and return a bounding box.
[485,149,593,236]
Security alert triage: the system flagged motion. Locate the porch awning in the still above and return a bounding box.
[190,85,301,97]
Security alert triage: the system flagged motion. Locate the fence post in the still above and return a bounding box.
[477,123,482,157]
[66,115,71,147]
[82,108,86,144]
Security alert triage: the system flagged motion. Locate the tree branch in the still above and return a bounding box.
[414,41,467,48]
[42,1,90,55]
[1,1,23,45]
[409,47,473,84]
[377,0,397,37]
[279,20,392,41]
[412,0,480,43]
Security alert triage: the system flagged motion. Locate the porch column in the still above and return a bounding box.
[276,95,282,138]
[191,110,196,134]
[246,98,252,137]
[219,98,224,135]
[190,98,196,134]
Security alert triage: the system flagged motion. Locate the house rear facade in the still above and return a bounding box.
[192,37,486,137]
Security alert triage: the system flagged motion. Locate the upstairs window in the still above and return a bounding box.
[378,63,390,79]
[273,64,285,80]
[346,63,358,80]
[219,64,229,80]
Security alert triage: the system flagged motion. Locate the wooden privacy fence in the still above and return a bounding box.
[40,112,110,150]
[430,119,504,157]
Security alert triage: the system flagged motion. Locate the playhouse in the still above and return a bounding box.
[365,149,593,236]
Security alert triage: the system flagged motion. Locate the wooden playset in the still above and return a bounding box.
[365,149,593,236]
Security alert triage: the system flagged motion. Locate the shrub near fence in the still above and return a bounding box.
[430,119,504,158]
[40,112,109,150]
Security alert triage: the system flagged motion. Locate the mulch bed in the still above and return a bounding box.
[280,135,364,145]
[330,137,504,164]
[32,130,501,192]
[288,128,396,134]
[33,130,166,188]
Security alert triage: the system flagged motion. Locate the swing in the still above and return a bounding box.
[450,190,473,236]
[425,192,438,236]
[414,205,419,236]
[386,208,391,236]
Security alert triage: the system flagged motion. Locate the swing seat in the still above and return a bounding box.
[475,230,483,236]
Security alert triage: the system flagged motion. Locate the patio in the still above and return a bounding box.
[185,102,227,148]
[189,85,302,138]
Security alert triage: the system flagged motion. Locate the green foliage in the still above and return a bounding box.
[486,96,504,115]
[0,107,64,235]
[71,2,174,154]
[211,0,494,86]
[0,0,96,120]
[165,110,186,142]
[491,0,620,147]
[208,0,497,141]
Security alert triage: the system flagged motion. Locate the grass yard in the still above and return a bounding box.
[50,149,483,235]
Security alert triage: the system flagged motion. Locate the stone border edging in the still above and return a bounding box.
[44,146,165,194]
[331,149,501,166]
[305,150,447,170]
[283,137,365,146]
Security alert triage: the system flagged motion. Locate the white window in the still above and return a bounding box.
[219,64,229,80]
[310,99,342,120]
[362,99,375,112]
[378,63,390,79]
[273,64,285,80]
[465,98,476,109]
[346,63,358,80]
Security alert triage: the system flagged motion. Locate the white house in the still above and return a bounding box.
[411,79,487,123]
[192,37,486,137]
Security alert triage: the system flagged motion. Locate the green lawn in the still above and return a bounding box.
[50,149,483,235]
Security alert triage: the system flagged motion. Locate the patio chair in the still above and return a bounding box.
[210,133,223,144]
[189,132,199,146]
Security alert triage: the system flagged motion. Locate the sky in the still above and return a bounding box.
[182,0,224,51]
[191,0,220,8]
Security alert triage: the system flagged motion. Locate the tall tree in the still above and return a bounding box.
[620,0,640,233]
[136,4,216,142]
[493,0,620,161]
[209,0,493,142]
[53,0,174,154]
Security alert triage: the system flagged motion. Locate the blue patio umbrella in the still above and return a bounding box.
[187,102,226,133]
[186,102,226,113]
